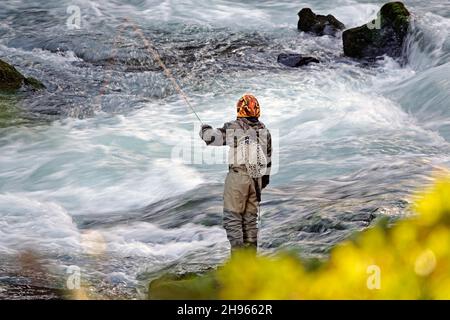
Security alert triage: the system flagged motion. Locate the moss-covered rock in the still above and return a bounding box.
[0,59,45,92]
[24,76,46,91]
[342,2,410,59]
[0,59,24,91]
[148,272,219,300]
[297,8,345,37]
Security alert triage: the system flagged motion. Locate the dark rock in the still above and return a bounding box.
[342,2,410,59]
[277,53,320,67]
[297,8,345,36]
[0,59,45,92]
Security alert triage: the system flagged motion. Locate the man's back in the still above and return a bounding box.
[201,117,271,176]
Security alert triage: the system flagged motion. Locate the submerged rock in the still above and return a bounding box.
[297,8,345,36]
[277,53,320,67]
[0,59,45,92]
[342,2,410,59]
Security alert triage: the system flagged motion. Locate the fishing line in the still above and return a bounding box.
[126,18,204,125]
[95,23,127,113]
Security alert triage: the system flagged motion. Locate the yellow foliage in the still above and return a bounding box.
[216,175,450,300]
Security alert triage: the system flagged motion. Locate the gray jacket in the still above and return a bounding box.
[200,117,272,189]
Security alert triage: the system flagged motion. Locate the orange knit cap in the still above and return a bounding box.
[236,94,260,118]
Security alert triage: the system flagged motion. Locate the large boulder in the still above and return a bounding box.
[0,59,45,92]
[342,2,410,59]
[297,8,345,36]
[277,53,320,67]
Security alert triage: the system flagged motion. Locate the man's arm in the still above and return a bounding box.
[199,123,230,146]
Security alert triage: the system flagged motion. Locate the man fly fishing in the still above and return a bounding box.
[132,25,272,254]
[199,94,272,254]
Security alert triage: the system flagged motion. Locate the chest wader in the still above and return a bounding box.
[223,167,261,254]
[222,121,265,254]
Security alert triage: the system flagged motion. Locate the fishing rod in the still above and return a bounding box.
[126,18,204,125]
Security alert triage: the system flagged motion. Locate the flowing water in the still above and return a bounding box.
[0,0,449,298]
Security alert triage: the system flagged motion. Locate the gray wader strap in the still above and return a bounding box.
[253,178,261,203]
